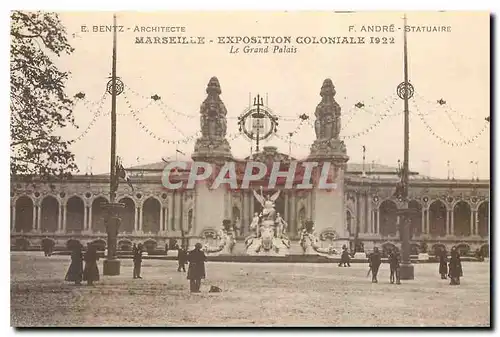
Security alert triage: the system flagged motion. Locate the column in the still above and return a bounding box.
[88,205,93,232]
[426,209,430,234]
[32,205,37,232]
[174,192,181,233]
[250,194,255,219]
[242,191,249,236]
[167,195,174,233]
[36,205,41,231]
[470,210,475,236]
[366,194,372,234]
[289,193,296,237]
[134,207,139,232]
[421,209,425,234]
[450,210,455,235]
[376,210,380,234]
[83,206,88,231]
[284,191,289,228]
[57,205,62,232]
[446,210,450,236]
[62,204,67,232]
[160,207,164,233]
[370,210,374,234]
[138,206,143,232]
[11,206,16,231]
[474,210,479,235]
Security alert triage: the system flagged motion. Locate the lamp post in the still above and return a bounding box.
[102,13,125,276]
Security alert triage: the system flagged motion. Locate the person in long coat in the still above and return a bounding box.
[83,244,100,286]
[187,243,207,293]
[448,247,463,285]
[133,243,143,279]
[338,245,351,267]
[388,249,401,284]
[65,243,83,285]
[439,249,448,279]
[178,246,188,272]
[368,247,382,283]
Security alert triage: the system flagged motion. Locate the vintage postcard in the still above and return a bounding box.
[10,11,490,327]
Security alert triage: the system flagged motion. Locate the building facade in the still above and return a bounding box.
[10,77,490,256]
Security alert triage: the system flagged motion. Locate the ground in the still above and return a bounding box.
[11,252,490,327]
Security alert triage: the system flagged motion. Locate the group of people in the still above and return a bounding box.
[366,245,464,285]
[439,246,464,285]
[64,243,100,286]
[64,241,207,293]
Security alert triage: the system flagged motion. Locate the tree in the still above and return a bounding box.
[10,11,78,178]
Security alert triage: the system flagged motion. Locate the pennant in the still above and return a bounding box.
[116,157,134,191]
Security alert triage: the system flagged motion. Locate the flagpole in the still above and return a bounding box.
[103,13,124,276]
[109,13,118,203]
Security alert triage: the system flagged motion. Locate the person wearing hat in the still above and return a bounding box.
[338,245,351,267]
[187,243,207,293]
[448,246,463,285]
[133,243,143,279]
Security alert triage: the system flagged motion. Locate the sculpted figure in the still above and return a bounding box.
[253,187,281,221]
[250,212,260,237]
[275,212,288,238]
[313,79,342,141]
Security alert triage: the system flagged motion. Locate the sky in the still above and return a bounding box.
[51,11,489,179]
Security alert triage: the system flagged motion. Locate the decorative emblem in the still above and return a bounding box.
[373,196,379,202]
[136,193,142,199]
[106,78,124,96]
[238,94,278,142]
[85,192,92,198]
[161,193,168,199]
[472,197,478,203]
[34,192,40,198]
[319,230,338,241]
[59,192,66,198]
[396,82,415,100]
[423,196,429,203]
[447,197,453,203]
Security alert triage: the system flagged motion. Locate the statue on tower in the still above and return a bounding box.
[309,79,348,159]
[200,77,227,138]
[314,78,341,141]
[192,77,233,161]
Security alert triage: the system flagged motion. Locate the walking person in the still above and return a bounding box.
[133,243,143,279]
[388,248,401,284]
[338,245,351,267]
[65,242,83,285]
[448,247,463,285]
[368,247,382,283]
[83,243,100,286]
[177,246,187,272]
[187,243,207,293]
[439,249,448,279]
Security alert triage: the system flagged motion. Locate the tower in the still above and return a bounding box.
[309,79,349,249]
[192,77,233,236]
[192,77,233,162]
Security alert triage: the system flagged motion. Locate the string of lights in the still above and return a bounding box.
[125,85,200,119]
[122,91,202,145]
[343,94,400,129]
[69,92,108,143]
[412,93,478,121]
[412,98,489,147]
[341,102,402,140]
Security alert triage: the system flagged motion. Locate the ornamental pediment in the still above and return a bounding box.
[245,146,295,164]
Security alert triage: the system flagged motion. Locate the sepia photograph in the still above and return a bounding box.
[9,9,490,327]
